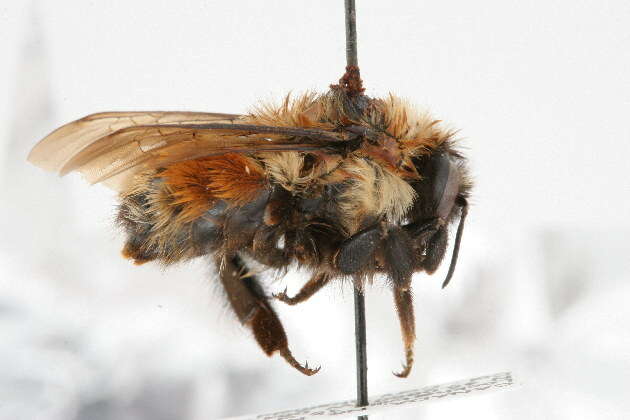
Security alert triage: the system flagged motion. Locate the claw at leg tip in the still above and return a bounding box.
[279,349,321,376]
[393,365,411,378]
[273,287,294,304]
[393,356,413,378]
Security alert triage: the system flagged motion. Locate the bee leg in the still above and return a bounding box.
[334,225,383,274]
[403,217,440,241]
[252,226,290,268]
[273,272,332,305]
[392,285,415,378]
[383,226,414,286]
[218,254,320,376]
[383,226,416,378]
[423,226,448,274]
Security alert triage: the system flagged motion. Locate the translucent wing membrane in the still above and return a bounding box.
[29,112,345,191]
[28,112,240,172]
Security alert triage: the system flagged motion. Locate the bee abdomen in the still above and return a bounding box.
[117,173,231,265]
[117,193,161,264]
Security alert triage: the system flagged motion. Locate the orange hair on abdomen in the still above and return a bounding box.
[162,154,265,223]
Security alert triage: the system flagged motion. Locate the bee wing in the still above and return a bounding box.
[28,111,241,173]
[29,113,345,191]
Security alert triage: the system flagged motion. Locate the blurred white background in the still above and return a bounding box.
[1,1,629,419]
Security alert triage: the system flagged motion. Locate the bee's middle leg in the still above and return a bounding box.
[334,224,385,275]
[273,272,332,305]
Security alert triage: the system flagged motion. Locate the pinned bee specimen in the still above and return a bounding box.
[28,68,471,378]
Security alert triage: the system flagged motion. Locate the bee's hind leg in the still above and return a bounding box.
[218,254,320,376]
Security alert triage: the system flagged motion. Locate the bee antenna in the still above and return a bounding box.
[441,198,469,289]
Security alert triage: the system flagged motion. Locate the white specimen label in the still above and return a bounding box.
[224,371,516,420]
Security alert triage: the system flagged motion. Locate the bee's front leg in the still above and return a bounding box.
[334,223,417,377]
[383,227,416,378]
[335,223,414,285]
[392,285,415,378]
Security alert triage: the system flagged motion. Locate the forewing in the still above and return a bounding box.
[28,111,240,173]
[71,124,341,186]
[29,113,345,192]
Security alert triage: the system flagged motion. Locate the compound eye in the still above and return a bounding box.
[414,152,460,219]
[436,160,460,220]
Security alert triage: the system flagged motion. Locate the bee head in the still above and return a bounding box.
[411,149,470,288]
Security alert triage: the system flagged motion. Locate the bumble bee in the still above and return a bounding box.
[28,68,471,378]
